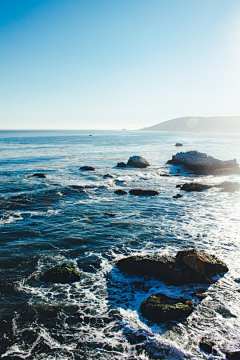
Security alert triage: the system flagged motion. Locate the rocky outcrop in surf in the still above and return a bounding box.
[167,151,240,175]
[40,263,81,283]
[117,249,228,285]
[129,189,159,196]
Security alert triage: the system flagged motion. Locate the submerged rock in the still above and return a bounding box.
[117,249,228,285]
[103,174,114,179]
[179,183,213,192]
[80,166,95,171]
[214,181,240,192]
[114,189,127,195]
[40,263,81,283]
[117,162,127,168]
[141,293,194,322]
[32,173,47,178]
[127,156,150,168]
[200,338,215,353]
[226,351,240,360]
[129,189,159,196]
[167,151,240,175]
[104,212,116,217]
[173,193,183,198]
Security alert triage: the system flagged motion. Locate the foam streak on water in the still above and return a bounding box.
[0,130,240,359]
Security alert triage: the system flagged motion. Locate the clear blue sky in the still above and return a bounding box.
[1,0,240,130]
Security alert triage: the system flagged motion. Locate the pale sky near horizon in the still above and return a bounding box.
[1,0,240,130]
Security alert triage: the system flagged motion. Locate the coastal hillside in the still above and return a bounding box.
[140,116,240,133]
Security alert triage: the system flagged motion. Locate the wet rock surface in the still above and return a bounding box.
[167,151,240,175]
[31,173,47,178]
[103,174,114,179]
[173,193,183,198]
[117,249,228,285]
[179,183,213,192]
[140,293,194,322]
[127,156,150,168]
[129,189,159,196]
[226,351,240,360]
[80,166,95,171]
[116,162,127,168]
[40,263,81,283]
[199,338,215,353]
[114,189,127,195]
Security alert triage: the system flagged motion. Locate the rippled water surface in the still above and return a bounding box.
[0,130,240,360]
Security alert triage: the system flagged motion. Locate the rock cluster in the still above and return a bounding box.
[117,249,228,286]
[167,151,239,175]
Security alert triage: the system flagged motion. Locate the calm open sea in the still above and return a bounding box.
[0,130,240,360]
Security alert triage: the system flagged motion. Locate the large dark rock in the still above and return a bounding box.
[117,249,228,285]
[179,183,213,192]
[129,189,159,196]
[176,249,228,277]
[117,162,127,168]
[226,351,240,360]
[141,293,194,322]
[117,254,209,285]
[80,166,95,171]
[167,151,240,175]
[127,156,150,168]
[40,263,81,283]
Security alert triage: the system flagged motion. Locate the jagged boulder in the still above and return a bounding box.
[40,263,81,283]
[176,249,228,277]
[116,249,228,285]
[129,189,159,196]
[167,151,240,175]
[141,293,194,322]
[127,156,150,168]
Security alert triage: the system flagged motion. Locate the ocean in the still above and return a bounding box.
[0,130,240,360]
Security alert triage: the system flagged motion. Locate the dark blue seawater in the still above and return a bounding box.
[0,130,240,359]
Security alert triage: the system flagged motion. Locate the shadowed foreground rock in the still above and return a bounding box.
[141,293,194,322]
[117,249,228,285]
[129,189,159,196]
[41,263,81,283]
[127,156,150,168]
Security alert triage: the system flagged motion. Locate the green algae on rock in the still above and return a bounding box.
[41,263,81,283]
[141,293,194,322]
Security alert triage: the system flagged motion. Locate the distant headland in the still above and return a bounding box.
[140,116,240,133]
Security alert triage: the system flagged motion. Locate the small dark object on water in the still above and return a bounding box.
[129,189,159,196]
[180,183,212,192]
[226,351,240,360]
[40,263,81,283]
[117,162,127,168]
[32,173,46,178]
[176,184,181,188]
[114,189,127,195]
[80,166,95,171]
[160,173,170,177]
[103,174,114,179]
[104,212,116,217]
[141,293,194,322]
[200,338,215,353]
[175,143,183,147]
[173,194,183,198]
